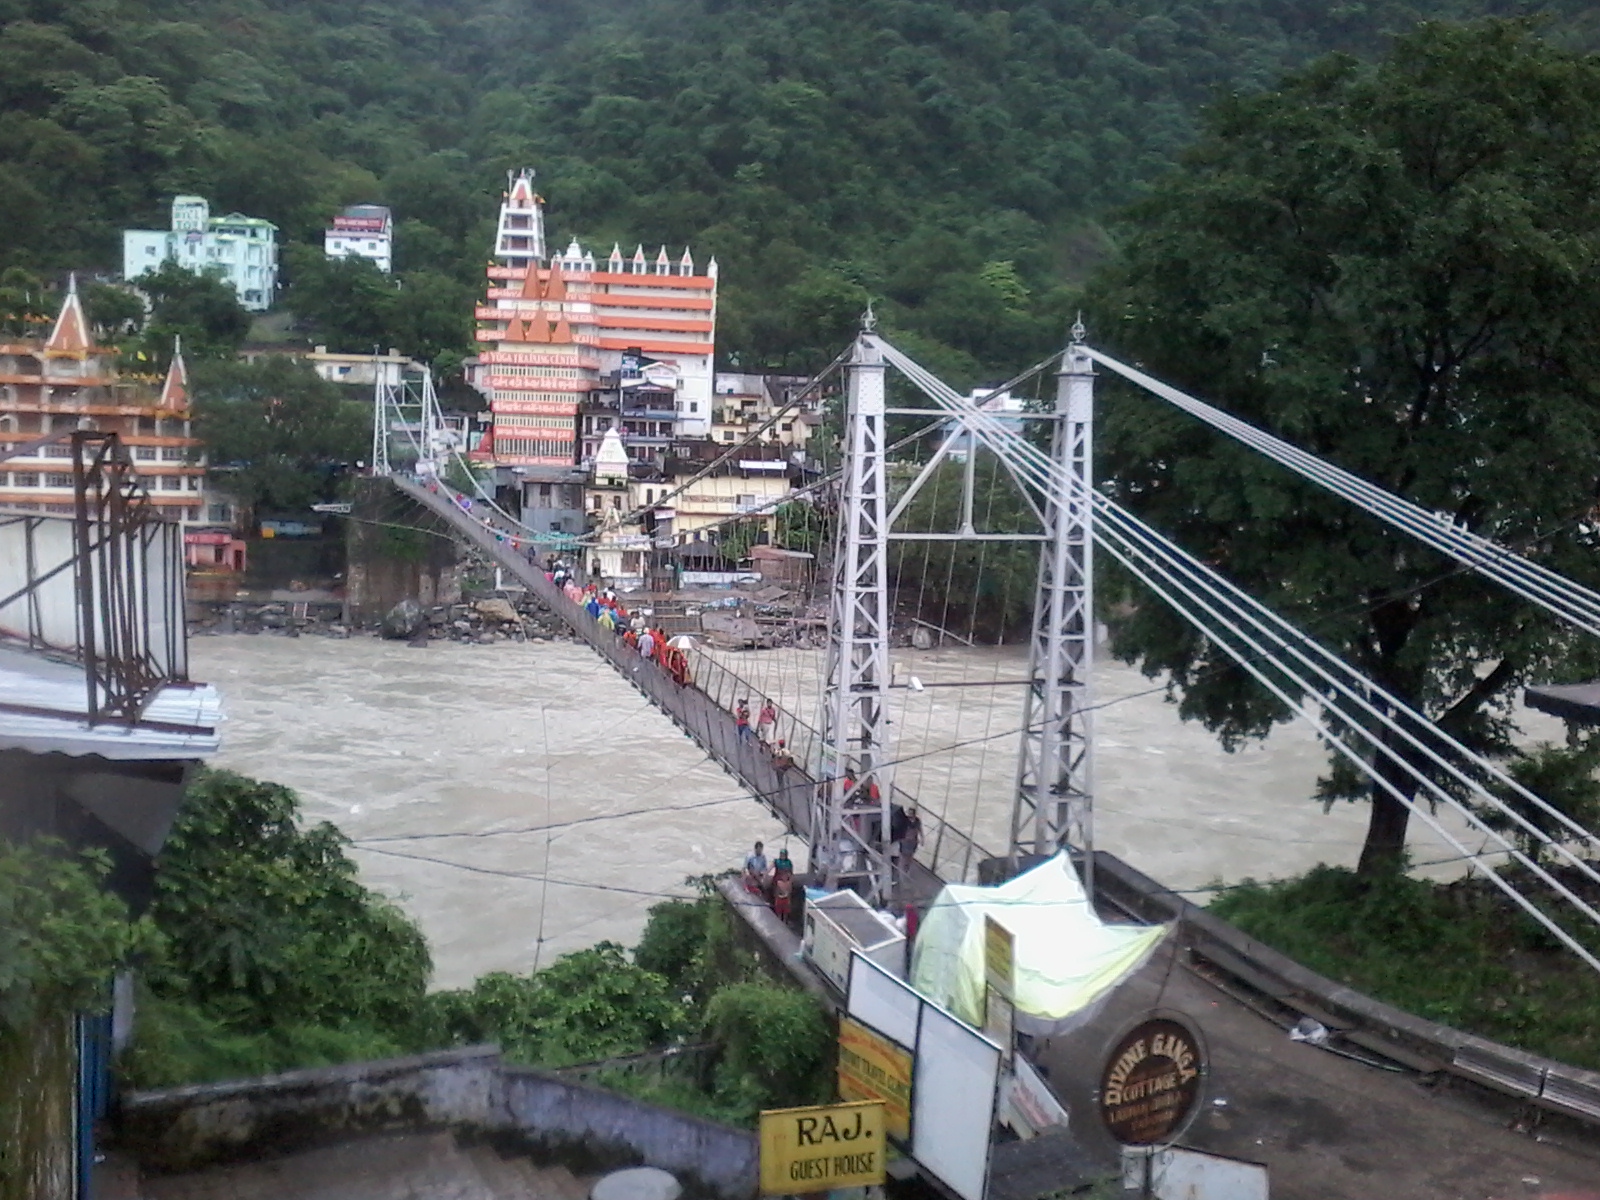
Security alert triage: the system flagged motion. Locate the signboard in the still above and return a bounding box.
[758,1100,885,1195]
[837,1016,913,1142]
[491,398,579,416]
[983,916,1015,998]
[984,987,1015,1059]
[1099,1018,1204,1147]
[1122,1147,1267,1200]
[332,215,386,232]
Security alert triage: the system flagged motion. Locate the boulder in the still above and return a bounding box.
[474,597,519,623]
[380,598,425,640]
[591,1168,681,1200]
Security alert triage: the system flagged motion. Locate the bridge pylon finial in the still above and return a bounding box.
[861,300,878,334]
[1069,310,1086,346]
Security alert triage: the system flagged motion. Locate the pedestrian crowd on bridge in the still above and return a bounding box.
[545,559,694,688]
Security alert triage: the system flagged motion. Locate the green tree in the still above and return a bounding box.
[1088,21,1600,875]
[83,281,144,341]
[0,268,48,338]
[191,357,367,522]
[134,259,249,362]
[145,769,431,1036]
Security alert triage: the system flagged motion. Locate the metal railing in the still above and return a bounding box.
[394,475,993,887]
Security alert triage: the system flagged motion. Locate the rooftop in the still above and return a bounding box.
[0,645,221,760]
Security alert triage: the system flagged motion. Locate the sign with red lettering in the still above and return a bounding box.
[1098,1017,1204,1146]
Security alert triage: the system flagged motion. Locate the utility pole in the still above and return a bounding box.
[817,319,896,901]
[1011,322,1096,899]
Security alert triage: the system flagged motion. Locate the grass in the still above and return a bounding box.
[1208,864,1600,1070]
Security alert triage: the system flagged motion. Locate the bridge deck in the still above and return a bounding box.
[391,475,1600,1200]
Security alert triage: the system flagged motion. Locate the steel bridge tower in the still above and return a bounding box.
[817,329,896,899]
[1011,335,1095,889]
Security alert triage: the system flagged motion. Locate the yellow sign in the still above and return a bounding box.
[984,914,1015,998]
[837,1016,913,1142]
[759,1100,886,1195]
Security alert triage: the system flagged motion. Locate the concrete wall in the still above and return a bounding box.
[117,1046,760,1199]
[501,1067,756,1197]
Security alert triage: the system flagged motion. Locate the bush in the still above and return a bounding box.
[428,944,686,1066]
[0,840,143,1031]
[1211,865,1600,1068]
[140,769,432,1052]
[703,982,832,1121]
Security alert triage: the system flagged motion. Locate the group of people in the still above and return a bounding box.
[743,840,796,921]
[544,562,694,689]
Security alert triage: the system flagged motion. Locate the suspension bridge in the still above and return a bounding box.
[370,325,1600,1197]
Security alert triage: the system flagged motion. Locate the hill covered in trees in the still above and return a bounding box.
[2,0,1595,377]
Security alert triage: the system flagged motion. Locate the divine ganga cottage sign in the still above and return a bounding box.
[1098,1018,1204,1146]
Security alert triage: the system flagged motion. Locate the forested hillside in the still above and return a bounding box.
[2,0,1594,375]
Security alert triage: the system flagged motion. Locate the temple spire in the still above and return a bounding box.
[44,273,91,355]
[159,336,188,409]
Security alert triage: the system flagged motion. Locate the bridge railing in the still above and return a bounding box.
[683,644,992,885]
[391,475,991,887]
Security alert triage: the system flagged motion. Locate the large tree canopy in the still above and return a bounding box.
[1089,20,1600,874]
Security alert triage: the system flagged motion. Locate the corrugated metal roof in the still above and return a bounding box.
[0,647,222,760]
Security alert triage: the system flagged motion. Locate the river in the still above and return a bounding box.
[192,633,1563,989]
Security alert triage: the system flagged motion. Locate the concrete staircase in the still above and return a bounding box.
[131,1131,595,1200]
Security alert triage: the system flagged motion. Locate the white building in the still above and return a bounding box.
[123,195,278,312]
[323,205,393,273]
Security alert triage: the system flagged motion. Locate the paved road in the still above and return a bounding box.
[1036,939,1600,1200]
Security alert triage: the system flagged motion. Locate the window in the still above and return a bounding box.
[44,445,72,458]
[722,431,735,441]
[539,483,552,499]
[737,494,755,509]
[45,473,72,488]
[186,476,200,490]
[161,476,182,491]
[612,496,622,509]
[139,417,156,435]
[162,447,186,461]
[208,503,231,523]
[12,473,37,488]
[781,423,793,432]
[590,494,601,509]
[644,488,654,503]
[135,447,157,460]
[689,402,698,413]
[187,507,200,521]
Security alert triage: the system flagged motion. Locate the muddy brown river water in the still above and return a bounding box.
[191,634,1562,989]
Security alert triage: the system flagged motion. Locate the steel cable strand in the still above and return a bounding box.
[1092,519,1600,975]
[951,374,1600,870]
[1085,351,1600,636]
[881,339,1600,886]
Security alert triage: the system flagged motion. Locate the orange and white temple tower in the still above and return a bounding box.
[473,169,718,468]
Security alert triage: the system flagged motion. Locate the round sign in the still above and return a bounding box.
[1097,1017,1204,1146]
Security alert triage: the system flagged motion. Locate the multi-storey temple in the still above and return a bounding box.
[473,169,719,477]
[0,280,206,521]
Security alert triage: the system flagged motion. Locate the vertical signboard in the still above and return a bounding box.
[983,916,1015,997]
[837,1015,914,1142]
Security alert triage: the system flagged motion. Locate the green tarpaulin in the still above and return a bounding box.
[910,853,1168,1033]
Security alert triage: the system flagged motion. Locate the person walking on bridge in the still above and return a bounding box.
[756,699,777,741]
[638,628,656,660]
[736,700,753,740]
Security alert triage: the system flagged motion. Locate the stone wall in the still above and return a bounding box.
[116,1046,759,1199]
[345,481,463,624]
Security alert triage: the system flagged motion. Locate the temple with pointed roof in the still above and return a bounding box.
[473,167,719,480]
[0,280,207,522]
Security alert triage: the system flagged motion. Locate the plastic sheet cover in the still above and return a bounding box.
[910,853,1168,1033]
